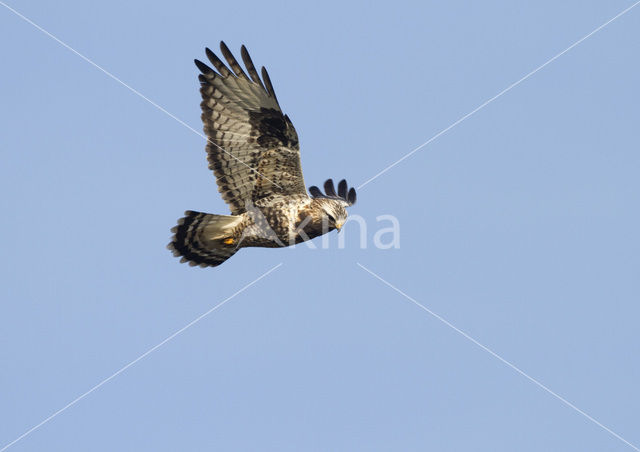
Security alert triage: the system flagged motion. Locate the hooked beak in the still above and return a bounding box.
[335,222,343,232]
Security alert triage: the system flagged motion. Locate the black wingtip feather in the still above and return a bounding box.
[219,41,249,80]
[219,41,231,54]
[308,186,323,197]
[324,179,337,197]
[261,66,279,105]
[194,59,213,75]
[338,179,347,199]
[348,188,357,205]
[241,45,264,87]
[205,47,231,77]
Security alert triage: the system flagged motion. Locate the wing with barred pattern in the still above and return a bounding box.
[195,42,307,215]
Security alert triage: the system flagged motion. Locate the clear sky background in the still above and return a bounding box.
[1,1,639,451]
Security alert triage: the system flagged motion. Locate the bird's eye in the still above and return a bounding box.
[327,214,335,223]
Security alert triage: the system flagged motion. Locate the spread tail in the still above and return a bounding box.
[168,211,243,267]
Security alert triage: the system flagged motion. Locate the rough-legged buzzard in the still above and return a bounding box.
[168,42,356,267]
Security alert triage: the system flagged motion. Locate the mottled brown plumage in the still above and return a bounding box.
[168,43,356,267]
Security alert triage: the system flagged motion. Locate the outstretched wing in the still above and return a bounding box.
[196,42,307,215]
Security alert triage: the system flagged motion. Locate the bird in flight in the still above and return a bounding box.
[168,42,356,267]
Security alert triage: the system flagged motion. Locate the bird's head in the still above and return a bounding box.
[308,179,357,232]
[321,201,348,231]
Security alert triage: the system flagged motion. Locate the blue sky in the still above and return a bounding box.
[1,1,639,450]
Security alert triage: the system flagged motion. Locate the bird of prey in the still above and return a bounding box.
[168,42,356,267]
